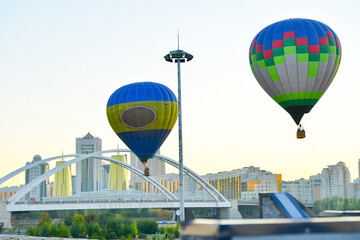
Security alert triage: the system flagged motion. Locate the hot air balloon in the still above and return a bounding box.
[107,82,178,176]
[249,18,341,138]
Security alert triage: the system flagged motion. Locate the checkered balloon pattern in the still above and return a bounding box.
[249,18,341,125]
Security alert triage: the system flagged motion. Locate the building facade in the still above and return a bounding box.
[102,164,110,189]
[282,178,313,204]
[310,174,322,201]
[109,155,129,191]
[75,133,102,193]
[0,185,24,200]
[321,161,351,199]
[53,160,72,197]
[25,155,49,201]
[130,150,164,186]
[202,166,282,201]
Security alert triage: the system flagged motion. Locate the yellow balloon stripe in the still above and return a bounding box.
[106,101,178,134]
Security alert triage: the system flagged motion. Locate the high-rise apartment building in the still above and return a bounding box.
[321,161,351,199]
[25,155,49,201]
[75,133,102,193]
[282,178,313,204]
[53,160,72,197]
[309,174,322,201]
[130,150,164,186]
[102,164,110,189]
[202,166,281,200]
[109,155,129,191]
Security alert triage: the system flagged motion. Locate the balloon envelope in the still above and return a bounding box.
[249,18,341,124]
[107,82,178,163]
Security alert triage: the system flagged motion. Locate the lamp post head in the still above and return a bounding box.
[164,50,193,63]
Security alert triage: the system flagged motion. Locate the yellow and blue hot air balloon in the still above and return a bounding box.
[106,82,178,175]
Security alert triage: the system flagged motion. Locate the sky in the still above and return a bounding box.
[1,0,360,183]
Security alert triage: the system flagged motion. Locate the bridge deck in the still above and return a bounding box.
[10,201,231,212]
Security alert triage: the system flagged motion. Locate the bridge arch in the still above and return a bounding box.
[7,153,176,210]
[4,149,229,210]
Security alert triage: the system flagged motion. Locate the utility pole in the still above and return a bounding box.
[164,36,193,222]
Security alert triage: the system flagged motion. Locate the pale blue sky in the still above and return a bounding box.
[1,0,360,182]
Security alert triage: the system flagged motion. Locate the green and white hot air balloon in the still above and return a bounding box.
[249,18,341,138]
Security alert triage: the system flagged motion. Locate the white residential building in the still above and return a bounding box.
[321,161,351,199]
[282,178,313,204]
[25,155,49,201]
[75,133,102,193]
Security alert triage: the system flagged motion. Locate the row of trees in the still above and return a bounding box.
[27,211,179,239]
[14,208,174,221]
[313,197,360,213]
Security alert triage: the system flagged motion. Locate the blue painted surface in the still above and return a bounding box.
[107,82,177,107]
[117,129,171,162]
[270,193,310,218]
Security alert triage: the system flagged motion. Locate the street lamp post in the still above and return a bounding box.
[164,48,193,222]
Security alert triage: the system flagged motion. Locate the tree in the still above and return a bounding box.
[80,222,87,238]
[74,214,85,223]
[57,224,69,238]
[343,198,349,210]
[71,219,81,238]
[50,223,58,237]
[137,219,158,234]
[27,227,39,236]
[40,222,50,237]
[85,212,99,223]
[87,221,101,238]
[38,212,52,227]
[98,211,115,227]
[139,208,149,217]
[64,216,73,226]
[104,218,117,237]
[131,220,138,236]
[157,211,164,218]
[114,217,127,237]
[107,231,117,239]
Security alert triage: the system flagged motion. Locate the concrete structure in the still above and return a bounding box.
[75,133,102,193]
[109,155,128,191]
[25,155,49,201]
[0,201,12,229]
[53,161,72,197]
[321,161,351,199]
[181,218,360,240]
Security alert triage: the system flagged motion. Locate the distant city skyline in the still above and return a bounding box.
[1,1,360,182]
[1,151,360,207]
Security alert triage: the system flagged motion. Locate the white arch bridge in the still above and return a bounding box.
[1,150,231,213]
